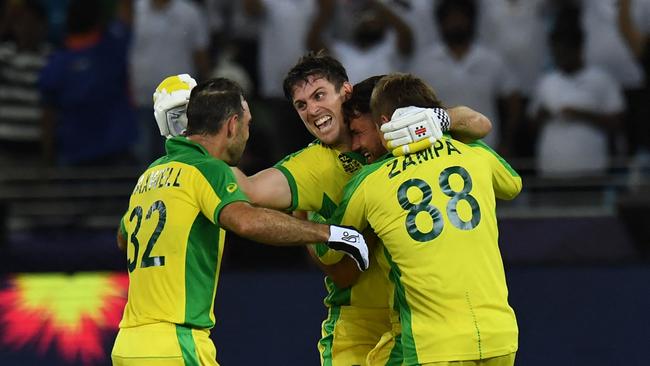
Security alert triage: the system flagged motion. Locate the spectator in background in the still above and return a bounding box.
[618,0,650,159]
[0,0,50,166]
[381,0,438,60]
[409,0,522,156]
[528,7,624,178]
[241,0,315,159]
[205,0,261,97]
[477,0,549,158]
[306,0,413,84]
[577,0,649,157]
[39,0,137,166]
[130,0,210,165]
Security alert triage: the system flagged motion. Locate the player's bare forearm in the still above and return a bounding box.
[231,167,292,210]
[447,106,492,143]
[309,250,361,288]
[220,202,330,245]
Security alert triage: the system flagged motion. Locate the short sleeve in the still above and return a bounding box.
[194,160,250,224]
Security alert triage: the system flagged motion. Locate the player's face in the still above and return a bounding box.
[229,99,251,165]
[291,75,352,149]
[350,113,386,164]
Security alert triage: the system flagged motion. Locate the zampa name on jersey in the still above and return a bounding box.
[387,139,461,179]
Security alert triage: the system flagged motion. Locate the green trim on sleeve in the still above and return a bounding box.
[274,165,299,211]
[193,159,250,223]
[468,140,520,177]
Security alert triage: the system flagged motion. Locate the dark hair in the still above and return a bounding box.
[343,75,385,121]
[435,0,477,27]
[370,73,444,122]
[550,5,584,48]
[186,78,244,136]
[282,50,349,101]
[66,0,103,35]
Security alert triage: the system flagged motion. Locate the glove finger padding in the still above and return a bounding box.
[382,106,448,155]
[153,74,197,138]
[391,136,438,157]
[386,133,412,149]
[327,225,369,271]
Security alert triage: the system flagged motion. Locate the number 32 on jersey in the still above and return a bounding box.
[127,200,167,272]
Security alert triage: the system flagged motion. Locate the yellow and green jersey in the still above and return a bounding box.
[331,137,522,365]
[119,137,249,330]
[274,141,391,309]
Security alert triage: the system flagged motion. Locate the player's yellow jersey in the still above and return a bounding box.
[331,138,521,365]
[119,137,249,330]
[274,141,390,309]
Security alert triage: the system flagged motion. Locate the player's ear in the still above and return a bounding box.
[226,113,238,138]
[341,81,353,101]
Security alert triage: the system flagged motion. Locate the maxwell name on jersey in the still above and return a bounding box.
[132,166,182,195]
[387,138,461,179]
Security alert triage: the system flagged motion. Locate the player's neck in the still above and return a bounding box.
[187,135,227,160]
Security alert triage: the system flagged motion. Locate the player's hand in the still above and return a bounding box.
[381,106,450,156]
[327,225,369,271]
[153,74,197,138]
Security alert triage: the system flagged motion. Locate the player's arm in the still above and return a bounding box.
[116,218,127,251]
[303,211,372,288]
[231,166,293,211]
[219,201,369,270]
[447,106,492,143]
[307,246,361,288]
[471,141,522,200]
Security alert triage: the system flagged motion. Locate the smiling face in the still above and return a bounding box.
[290,75,352,150]
[349,113,387,164]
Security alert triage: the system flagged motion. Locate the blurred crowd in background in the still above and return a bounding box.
[0,0,649,179]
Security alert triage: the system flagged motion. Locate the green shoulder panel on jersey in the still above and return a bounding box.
[194,160,250,223]
[329,153,394,225]
[165,138,250,221]
[467,140,520,177]
[383,246,419,365]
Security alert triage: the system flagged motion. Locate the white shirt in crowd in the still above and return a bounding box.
[581,0,647,89]
[478,0,548,97]
[528,66,624,177]
[409,44,519,148]
[331,32,401,84]
[130,0,209,106]
[257,0,315,98]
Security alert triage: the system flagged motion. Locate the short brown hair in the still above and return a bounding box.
[282,50,349,101]
[370,73,444,122]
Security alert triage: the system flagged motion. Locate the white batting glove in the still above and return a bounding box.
[381,106,450,156]
[153,74,197,138]
[327,225,369,271]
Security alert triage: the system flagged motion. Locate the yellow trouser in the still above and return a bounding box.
[111,322,218,366]
[319,306,392,366]
[421,352,516,366]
